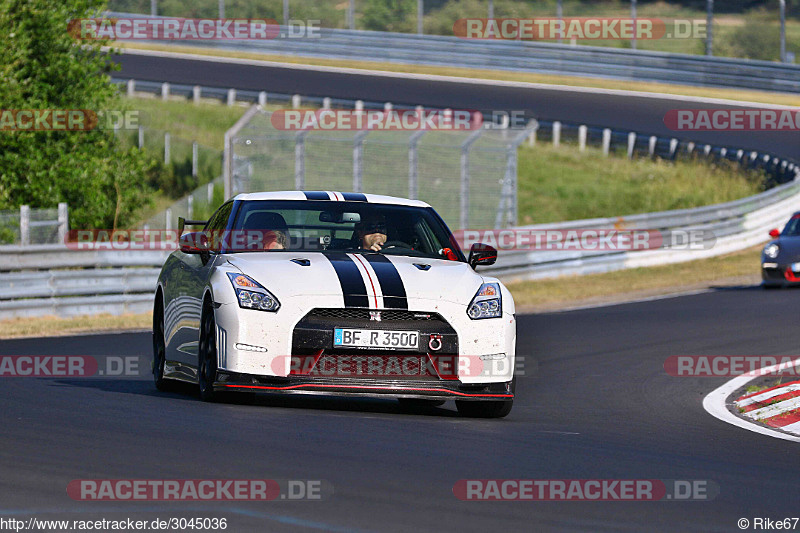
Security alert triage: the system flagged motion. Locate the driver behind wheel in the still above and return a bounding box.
[355,214,388,251]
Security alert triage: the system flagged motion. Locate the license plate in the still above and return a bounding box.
[334,328,419,349]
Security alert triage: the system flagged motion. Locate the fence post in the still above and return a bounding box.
[188,195,194,220]
[460,129,483,230]
[126,79,135,97]
[258,91,268,106]
[322,97,331,109]
[164,132,170,164]
[552,121,561,147]
[720,147,727,159]
[292,94,301,108]
[193,85,201,104]
[408,130,426,201]
[528,128,536,147]
[165,208,172,232]
[295,131,308,190]
[669,138,679,158]
[227,88,236,106]
[602,128,611,156]
[417,0,423,34]
[57,203,68,244]
[704,144,712,156]
[192,142,198,177]
[353,130,369,193]
[208,183,214,205]
[18,205,30,246]
[648,136,657,156]
[138,126,144,149]
[578,125,587,152]
[627,132,636,159]
[161,82,170,101]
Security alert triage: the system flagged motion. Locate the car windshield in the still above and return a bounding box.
[219,200,464,261]
[782,216,800,236]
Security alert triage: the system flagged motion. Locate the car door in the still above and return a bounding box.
[168,202,234,368]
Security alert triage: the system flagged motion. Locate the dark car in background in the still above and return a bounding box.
[762,212,800,288]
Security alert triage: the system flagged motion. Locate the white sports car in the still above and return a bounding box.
[153,191,516,417]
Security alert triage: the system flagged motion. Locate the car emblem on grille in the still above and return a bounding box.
[369,311,382,322]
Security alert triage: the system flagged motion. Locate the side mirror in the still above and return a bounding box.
[769,228,780,239]
[180,232,208,254]
[468,243,497,269]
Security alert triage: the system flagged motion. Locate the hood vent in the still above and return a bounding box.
[413,263,431,271]
[291,258,311,266]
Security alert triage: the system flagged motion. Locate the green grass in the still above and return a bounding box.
[516,143,766,225]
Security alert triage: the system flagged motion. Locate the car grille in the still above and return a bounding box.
[306,308,443,321]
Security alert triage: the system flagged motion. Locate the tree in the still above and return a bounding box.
[0,0,155,229]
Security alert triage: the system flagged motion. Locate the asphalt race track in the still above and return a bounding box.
[2,288,798,532]
[116,51,800,162]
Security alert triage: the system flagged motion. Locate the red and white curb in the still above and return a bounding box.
[703,357,800,443]
[734,381,800,434]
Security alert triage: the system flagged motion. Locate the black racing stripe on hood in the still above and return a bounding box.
[364,254,408,309]
[325,253,369,308]
[303,191,330,201]
[340,192,367,202]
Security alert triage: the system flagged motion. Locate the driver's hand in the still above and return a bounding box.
[368,242,383,251]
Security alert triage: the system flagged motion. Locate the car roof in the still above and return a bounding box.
[233,191,431,208]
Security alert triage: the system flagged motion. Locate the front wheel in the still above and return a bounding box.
[198,306,219,402]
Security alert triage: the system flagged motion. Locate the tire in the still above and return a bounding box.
[455,378,515,418]
[152,294,170,392]
[762,283,782,290]
[198,304,219,402]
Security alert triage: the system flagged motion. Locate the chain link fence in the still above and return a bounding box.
[0,205,68,246]
[226,108,535,230]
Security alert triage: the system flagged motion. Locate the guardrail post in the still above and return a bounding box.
[258,91,267,106]
[353,130,369,193]
[18,205,29,247]
[736,149,743,161]
[408,130,426,201]
[627,132,636,159]
[161,82,170,101]
[295,130,308,190]
[164,132,170,164]
[57,203,68,244]
[322,97,331,109]
[208,183,214,204]
[528,128,536,147]
[138,126,144,149]
[188,195,194,220]
[126,79,135,97]
[193,85,201,104]
[165,208,172,232]
[687,142,695,155]
[227,88,236,106]
[355,100,364,113]
[578,125,587,152]
[292,94,301,109]
[648,136,657,156]
[720,147,727,159]
[384,102,393,113]
[669,138,678,158]
[602,128,611,156]
[552,121,561,147]
[460,129,483,230]
[704,144,712,156]
[192,142,198,177]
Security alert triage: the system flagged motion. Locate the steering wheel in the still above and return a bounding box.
[382,240,412,249]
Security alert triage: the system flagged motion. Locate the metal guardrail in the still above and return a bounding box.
[0,171,796,319]
[107,11,800,94]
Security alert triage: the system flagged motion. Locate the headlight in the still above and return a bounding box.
[764,243,780,259]
[467,282,502,319]
[227,272,280,312]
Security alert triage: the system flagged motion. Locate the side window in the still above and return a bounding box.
[205,202,233,251]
